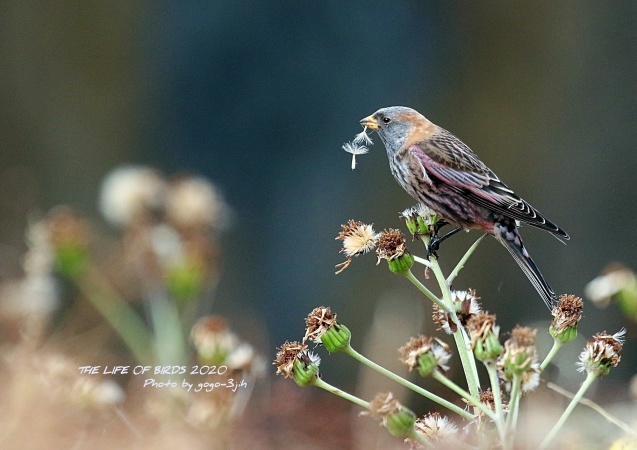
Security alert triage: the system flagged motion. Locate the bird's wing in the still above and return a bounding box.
[408,129,569,239]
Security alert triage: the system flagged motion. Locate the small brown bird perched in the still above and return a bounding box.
[360,106,569,309]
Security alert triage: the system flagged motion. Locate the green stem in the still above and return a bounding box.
[408,429,433,448]
[504,373,522,435]
[75,267,153,365]
[546,382,637,438]
[345,346,474,420]
[412,255,433,268]
[485,362,507,446]
[539,372,597,449]
[460,328,481,390]
[148,293,188,367]
[447,234,486,285]
[313,377,370,409]
[422,235,481,401]
[404,269,448,311]
[432,370,495,420]
[540,340,563,371]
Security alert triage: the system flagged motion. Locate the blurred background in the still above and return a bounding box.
[1,1,636,448]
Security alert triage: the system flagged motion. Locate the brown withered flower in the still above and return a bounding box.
[577,329,625,377]
[303,306,338,344]
[376,228,408,263]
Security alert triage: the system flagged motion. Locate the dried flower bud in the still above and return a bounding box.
[399,335,452,377]
[466,312,503,362]
[550,294,583,344]
[273,341,320,386]
[577,329,625,377]
[363,392,417,438]
[411,412,458,443]
[498,326,540,393]
[302,306,352,352]
[335,220,378,273]
[376,228,414,274]
[303,306,338,344]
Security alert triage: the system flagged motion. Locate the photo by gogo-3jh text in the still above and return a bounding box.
[275,108,632,449]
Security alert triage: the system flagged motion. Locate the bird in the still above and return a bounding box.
[360,106,569,309]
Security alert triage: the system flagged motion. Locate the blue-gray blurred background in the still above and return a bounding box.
[1,2,636,388]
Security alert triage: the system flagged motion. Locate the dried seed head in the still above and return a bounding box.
[471,389,508,419]
[399,335,452,375]
[376,229,414,273]
[466,312,499,346]
[363,392,417,437]
[273,341,320,386]
[364,392,401,420]
[510,325,537,349]
[335,220,378,273]
[550,294,583,343]
[303,306,338,344]
[466,312,503,363]
[551,294,583,333]
[498,326,540,392]
[413,412,458,442]
[376,228,408,262]
[577,329,625,377]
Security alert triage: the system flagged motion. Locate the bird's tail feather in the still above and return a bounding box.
[494,224,557,310]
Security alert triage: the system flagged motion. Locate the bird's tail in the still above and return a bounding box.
[493,223,557,310]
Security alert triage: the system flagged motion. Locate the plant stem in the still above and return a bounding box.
[75,266,153,365]
[409,429,435,448]
[345,345,474,420]
[313,377,370,409]
[539,372,597,449]
[432,370,495,420]
[546,382,637,437]
[413,255,432,268]
[485,362,507,445]
[421,235,481,401]
[447,234,486,285]
[147,292,188,367]
[540,340,563,371]
[504,373,521,435]
[404,269,448,311]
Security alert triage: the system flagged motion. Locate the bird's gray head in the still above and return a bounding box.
[359,106,426,154]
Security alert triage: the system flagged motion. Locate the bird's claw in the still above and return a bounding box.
[426,236,442,259]
[426,226,463,259]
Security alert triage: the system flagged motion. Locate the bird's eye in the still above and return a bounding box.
[382,116,391,124]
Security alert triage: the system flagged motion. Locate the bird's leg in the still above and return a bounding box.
[427,226,463,258]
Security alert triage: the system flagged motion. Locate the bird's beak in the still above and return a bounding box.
[359,115,379,130]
